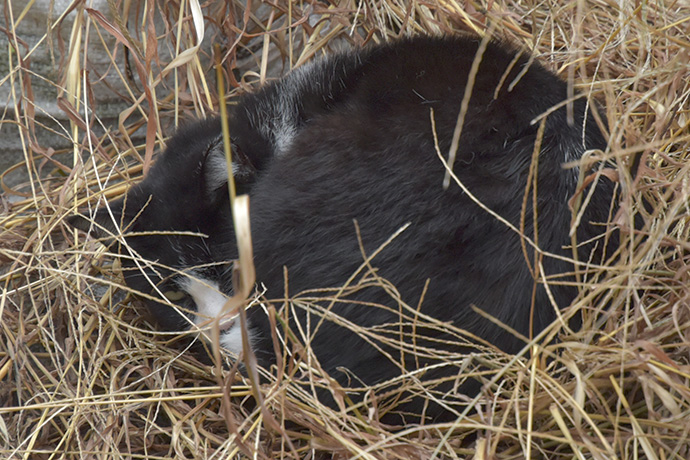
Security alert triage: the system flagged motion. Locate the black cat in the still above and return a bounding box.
[70,35,616,422]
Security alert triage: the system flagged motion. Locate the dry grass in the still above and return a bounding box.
[1,0,690,458]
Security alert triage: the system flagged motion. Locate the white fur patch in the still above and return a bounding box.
[178,276,244,356]
[251,56,347,157]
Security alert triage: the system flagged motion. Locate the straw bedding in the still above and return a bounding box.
[1,1,689,458]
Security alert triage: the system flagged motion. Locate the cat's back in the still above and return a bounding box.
[325,35,572,131]
[243,35,611,353]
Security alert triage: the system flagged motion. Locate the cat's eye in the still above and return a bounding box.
[163,290,186,301]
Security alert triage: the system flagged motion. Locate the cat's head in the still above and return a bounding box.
[69,118,256,331]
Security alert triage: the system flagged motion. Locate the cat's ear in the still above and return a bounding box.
[203,135,258,197]
[67,198,124,246]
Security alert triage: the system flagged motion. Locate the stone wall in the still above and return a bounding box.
[1,0,139,189]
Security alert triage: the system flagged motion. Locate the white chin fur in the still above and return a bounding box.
[178,276,244,356]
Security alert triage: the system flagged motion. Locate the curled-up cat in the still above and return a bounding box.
[70,34,617,422]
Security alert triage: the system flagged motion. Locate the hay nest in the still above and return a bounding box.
[1,0,689,458]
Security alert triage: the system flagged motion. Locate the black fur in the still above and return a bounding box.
[70,35,616,423]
